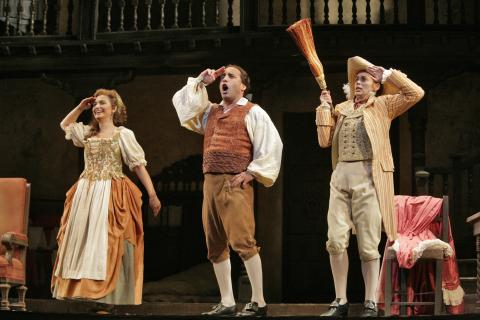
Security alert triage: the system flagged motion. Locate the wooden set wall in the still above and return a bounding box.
[2,65,479,301]
[1,0,479,303]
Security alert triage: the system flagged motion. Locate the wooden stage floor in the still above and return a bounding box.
[0,298,479,319]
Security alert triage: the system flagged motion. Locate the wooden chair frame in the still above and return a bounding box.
[0,181,30,311]
[384,195,449,316]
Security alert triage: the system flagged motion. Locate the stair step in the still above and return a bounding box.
[464,293,478,314]
[457,258,476,278]
[460,276,477,294]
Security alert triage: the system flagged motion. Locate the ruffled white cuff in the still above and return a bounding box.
[342,83,350,100]
[442,285,465,306]
[64,123,74,140]
[128,159,147,171]
[194,75,204,86]
[381,68,394,84]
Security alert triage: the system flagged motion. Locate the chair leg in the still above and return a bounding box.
[434,260,443,315]
[0,283,11,311]
[13,285,27,311]
[400,268,407,315]
[385,258,392,316]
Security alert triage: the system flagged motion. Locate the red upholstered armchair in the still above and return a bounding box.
[0,178,30,311]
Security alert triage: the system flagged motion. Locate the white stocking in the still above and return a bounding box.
[244,254,266,307]
[329,251,349,304]
[361,258,380,302]
[213,259,236,307]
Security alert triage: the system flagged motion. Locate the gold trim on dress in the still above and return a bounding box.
[80,130,125,181]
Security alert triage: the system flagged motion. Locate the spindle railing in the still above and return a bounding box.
[425,151,480,256]
[407,149,479,260]
[0,0,477,39]
[258,0,477,26]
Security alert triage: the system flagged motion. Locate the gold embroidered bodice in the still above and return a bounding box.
[79,132,125,181]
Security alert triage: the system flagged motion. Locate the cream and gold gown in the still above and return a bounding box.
[52,122,146,305]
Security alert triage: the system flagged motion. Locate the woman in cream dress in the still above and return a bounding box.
[51,89,161,305]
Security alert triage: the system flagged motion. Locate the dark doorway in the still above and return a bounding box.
[282,112,397,302]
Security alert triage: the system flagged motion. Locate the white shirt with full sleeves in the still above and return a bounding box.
[172,76,283,187]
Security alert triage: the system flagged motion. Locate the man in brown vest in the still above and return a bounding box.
[316,56,424,317]
[173,65,282,317]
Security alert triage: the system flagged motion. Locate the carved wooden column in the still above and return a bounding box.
[466,212,480,313]
[240,0,258,32]
[451,153,465,220]
[409,99,427,195]
[415,170,430,196]
[407,0,425,25]
[78,0,100,40]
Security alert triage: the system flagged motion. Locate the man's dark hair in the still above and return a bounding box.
[225,64,251,94]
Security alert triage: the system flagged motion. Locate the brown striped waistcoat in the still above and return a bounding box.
[203,102,254,174]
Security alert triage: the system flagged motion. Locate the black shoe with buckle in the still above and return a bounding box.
[320,298,349,317]
[360,300,378,317]
[236,302,267,317]
[201,303,237,316]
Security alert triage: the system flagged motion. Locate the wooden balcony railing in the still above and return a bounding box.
[0,0,478,40]
[423,150,480,256]
[259,0,479,25]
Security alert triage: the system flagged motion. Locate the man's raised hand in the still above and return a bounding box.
[366,66,385,84]
[199,66,226,85]
[320,90,333,106]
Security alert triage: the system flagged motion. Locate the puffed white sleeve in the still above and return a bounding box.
[172,76,213,135]
[63,122,91,148]
[118,128,148,171]
[245,106,283,187]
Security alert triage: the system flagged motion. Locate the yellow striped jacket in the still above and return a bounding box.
[316,69,425,240]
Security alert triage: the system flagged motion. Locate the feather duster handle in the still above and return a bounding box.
[315,75,327,91]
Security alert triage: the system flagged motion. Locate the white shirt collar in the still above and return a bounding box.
[219,97,249,106]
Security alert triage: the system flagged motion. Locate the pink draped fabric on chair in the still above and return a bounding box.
[377,195,464,315]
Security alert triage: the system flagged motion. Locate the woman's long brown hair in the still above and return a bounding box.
[87,89,127,138]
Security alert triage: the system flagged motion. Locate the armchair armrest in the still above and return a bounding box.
[1,232,28,247]
[1,232,28,264]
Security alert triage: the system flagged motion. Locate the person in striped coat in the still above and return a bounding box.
[316,56,424,317]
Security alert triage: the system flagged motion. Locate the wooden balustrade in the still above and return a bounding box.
[0,0,478,39]
[258,0,477,26]
[0,0,76,36]
[425,152,480,240]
